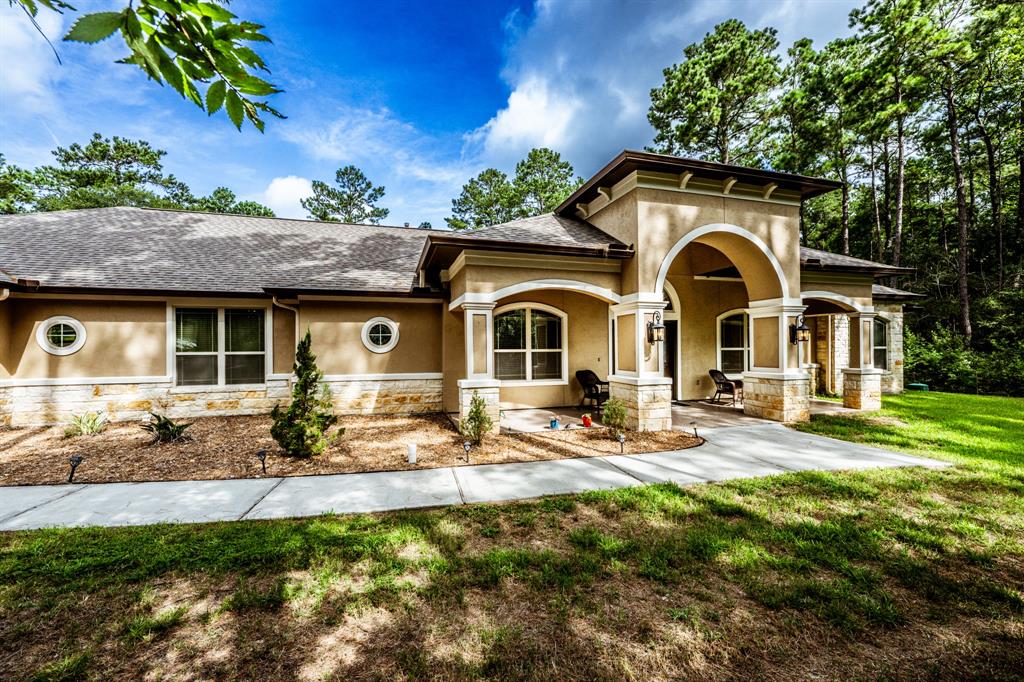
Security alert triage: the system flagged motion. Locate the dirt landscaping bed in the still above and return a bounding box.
[0,413,701,486]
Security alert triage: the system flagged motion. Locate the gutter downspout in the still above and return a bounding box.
[271,297,301,378]
[0,288,9,302]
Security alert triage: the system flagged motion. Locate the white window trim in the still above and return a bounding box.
[716,309,750,380]
[361,316,400,353]
[171,305,271,387]
[493,302,568,386]
[873,318,889,371]
[36,316,87,356]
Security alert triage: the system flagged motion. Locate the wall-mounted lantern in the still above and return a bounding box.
[647,310,666,344]
[789,315,811,345]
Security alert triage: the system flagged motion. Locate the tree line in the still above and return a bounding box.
[646,0,1022,394]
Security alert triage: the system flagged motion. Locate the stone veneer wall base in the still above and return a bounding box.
[742,374,810,423]
[609,379,672,432]
[457,381,501,435]
[842,369,882,410]
[0,377,443,427]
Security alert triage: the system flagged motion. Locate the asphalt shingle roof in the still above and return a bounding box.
[0,207,444,294]
[461,213,625,248]
[872,284,924,299]
[800,246,907,272]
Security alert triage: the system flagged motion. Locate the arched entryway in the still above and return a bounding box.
[608,222,810,427]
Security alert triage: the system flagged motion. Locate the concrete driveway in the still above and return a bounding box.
[0,423,948,531]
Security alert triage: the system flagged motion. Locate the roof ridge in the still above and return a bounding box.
[133,206,453,233]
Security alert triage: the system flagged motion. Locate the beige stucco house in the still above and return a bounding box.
[0,151,920,429]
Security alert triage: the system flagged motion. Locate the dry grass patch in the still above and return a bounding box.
[0,413,700,486]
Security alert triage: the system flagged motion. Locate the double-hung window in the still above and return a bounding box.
[493,305,565,383]
[175,308,266,386]
[718,311,750,376]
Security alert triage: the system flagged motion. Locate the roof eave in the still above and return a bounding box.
[416,234,635,272]
[556,150,844,215]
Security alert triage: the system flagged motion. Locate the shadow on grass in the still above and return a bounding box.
[4,462,1024,679]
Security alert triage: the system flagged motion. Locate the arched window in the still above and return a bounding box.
[493,303,566,383]
[717,310,749,376]
[873,318,889,369]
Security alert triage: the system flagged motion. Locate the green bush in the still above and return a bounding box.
[141,413,192,443]
[271,330,340,457]
[64,412,108,438]
[460,391,493,444]
[905,325,1024,396]
[602,398,627,438]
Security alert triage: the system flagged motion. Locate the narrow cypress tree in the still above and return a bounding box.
[271,330,340,457]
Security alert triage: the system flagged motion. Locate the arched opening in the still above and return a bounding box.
[650,224,797,402]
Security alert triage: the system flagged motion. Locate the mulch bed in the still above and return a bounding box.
[0,413,702,486]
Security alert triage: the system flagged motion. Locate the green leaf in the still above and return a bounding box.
[64,11,122,43]
[206,80,226,114]
[195,2,237,22]
[225,89,244,130]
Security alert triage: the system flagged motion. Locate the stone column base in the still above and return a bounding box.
[805,363,820,395]
[609,377,672,432]
[742,373,810,423]
[457,379,501,435]
[842,369,882,410]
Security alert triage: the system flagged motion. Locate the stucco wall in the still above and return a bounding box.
[442,307,466,414]
[668,275,749,401]
[635,187,801,300]
[5,298,166,379]
[460,262,620,298]
[495,290,610,409]
[800,277,874,310]
[587,189,640,294]
[299,301,442,375]
[272,305,296,374]
[0,299,11,380]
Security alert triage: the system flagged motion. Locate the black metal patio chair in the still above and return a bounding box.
[709,369,743,406]
[575,369,610,411]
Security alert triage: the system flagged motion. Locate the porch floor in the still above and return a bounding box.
[492,398,866,433]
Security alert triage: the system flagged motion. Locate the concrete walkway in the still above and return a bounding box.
[0,423,948,531]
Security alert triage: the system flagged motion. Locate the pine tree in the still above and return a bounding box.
[271,331,340,457]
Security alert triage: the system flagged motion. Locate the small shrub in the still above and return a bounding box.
[141,413,192,444]
[63,412,108,438]
[461,391,493,444]
[602,397,627,438]
[271,330,340,457]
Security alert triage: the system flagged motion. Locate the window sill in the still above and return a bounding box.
[170,383,268,394]
[498,379,568,387]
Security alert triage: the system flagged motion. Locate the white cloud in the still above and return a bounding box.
[0,3,65,109]
[261,176,313,219]
[281,105,466,186]
[469,0,862,177]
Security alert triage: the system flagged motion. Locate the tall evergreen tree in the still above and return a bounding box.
[446,148,582,231]
[301,165,389,224]
[193,187,275,217]
[648,19,781,165]
[32,133,190,211]
[0,154,36,214]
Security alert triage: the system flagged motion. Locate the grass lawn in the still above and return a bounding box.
[2,392,1022,680]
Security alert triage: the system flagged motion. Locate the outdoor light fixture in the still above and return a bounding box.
[617,432,626,454]
[256,449,267,474]
[68,454,83,483]
[690,421,699,438]
[463,440,472,463]
[647,310,666,344]
[789,315,811,345]
[407,443,418,465]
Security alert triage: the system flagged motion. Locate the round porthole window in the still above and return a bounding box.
[361,317,399,353]
[37,316,87,356]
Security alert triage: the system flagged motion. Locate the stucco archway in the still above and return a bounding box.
[654,223,791,302]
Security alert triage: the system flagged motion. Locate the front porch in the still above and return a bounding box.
[495,398,864,433]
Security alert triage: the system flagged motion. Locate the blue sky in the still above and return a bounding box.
[1,0,860,226]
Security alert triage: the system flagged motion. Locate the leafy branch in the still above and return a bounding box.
[11,0,284,131]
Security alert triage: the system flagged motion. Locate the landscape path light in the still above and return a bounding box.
[68,454,83,483]
[256,449,267,475]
